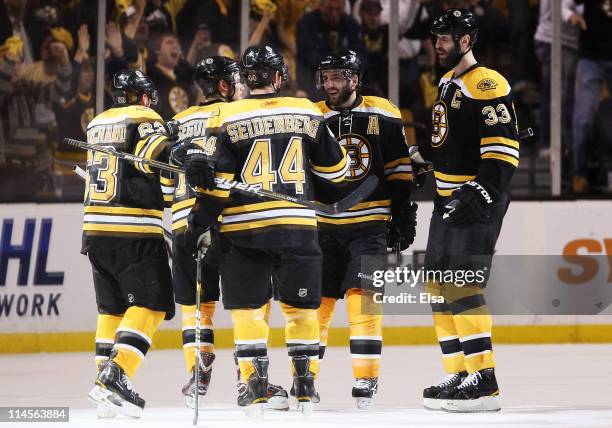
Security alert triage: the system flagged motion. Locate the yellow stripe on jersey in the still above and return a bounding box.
[194,172,235,199]
[83,224,163,234]
[223,200,304,215]
[434,171,477,197]
[134,135,168,174]
[220,217,317,233]
[311,147,348,183]
[316,214,390,225]
[433,171,477,182]
[387,173,413,181]
[317,199,391,224]
[172,218,188,231]
[84,206,164,217]
[348,200,391,211]
[383,157,411,169]
[172,197,196,213]
[481,152,520,167]
[88,105,163,127]
[160,175,174,186]
[480,136,519,149]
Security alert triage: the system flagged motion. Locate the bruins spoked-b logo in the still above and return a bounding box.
[431,100,448,147]
[169,86,189,114]
[338,134,372,180]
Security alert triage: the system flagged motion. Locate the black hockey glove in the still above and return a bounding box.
[184,145,216,191]
[187,210,212,259]
[443,181,494,229]
[387,201,418,251]
[408,145,432,189]
[165,119,180,142]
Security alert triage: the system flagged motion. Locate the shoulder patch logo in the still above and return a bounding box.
[477,78,497,91]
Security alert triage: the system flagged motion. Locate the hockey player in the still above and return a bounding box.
[313,50,417,409]
[161,56,288,410]
[184,45,348,415]
[83,69,174,419]
[422,9,519,413]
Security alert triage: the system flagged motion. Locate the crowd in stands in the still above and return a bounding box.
[0,0,610,201]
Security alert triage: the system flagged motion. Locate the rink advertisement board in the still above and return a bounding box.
[1,201,611,351]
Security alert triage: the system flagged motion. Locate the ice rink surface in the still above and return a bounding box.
[1,344,611,428]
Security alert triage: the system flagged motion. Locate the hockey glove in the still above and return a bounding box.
[443,181,494,229]
[184,146,216,191]
[165,119,180,142]
[408,145,432,189]
[387,201,418,251]
[187,210,212,258]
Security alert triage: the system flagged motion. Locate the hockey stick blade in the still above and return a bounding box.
[64,137,372,214]
[321,175,379,214]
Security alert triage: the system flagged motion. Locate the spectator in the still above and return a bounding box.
[0,0,34,63]
[572,0,612,193]
[296,0,366,99]
[275,0,318,72]
[185,23,234,66]
[353,0,436,107]
[147,31,195,119]
[534,0,583,155]
[177,0,240,52]
[358,0,388,96]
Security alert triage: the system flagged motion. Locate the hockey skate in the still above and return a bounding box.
[88,359,145,419]
[291,355,319,415]
[238,356,269,418]
[182,351,215,409]
[94,359,116,419]
[422,371,467,410]
[440,368,501,412]
[234,352,289,410]
[352,378,378,409]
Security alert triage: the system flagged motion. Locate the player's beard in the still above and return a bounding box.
[438,44,463,68]
[326,81,353,108]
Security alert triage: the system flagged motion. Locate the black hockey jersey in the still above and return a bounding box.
[429,64,519,207]
[192,93,348,248]
[82,105,170,251]
[159,101,226,234]
[315,95,413,237]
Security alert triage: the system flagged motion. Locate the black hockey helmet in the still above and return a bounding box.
[430,8,478,48]
[194,56,242,99]
[316,50,363,90]
[240,45,288,89]
[112,69,158,106]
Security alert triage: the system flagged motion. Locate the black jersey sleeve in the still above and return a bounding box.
[472,75,520,199]
[310,124,349,183]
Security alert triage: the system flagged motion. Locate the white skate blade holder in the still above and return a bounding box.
[96,403,117,419]
[297,401,314,416]
[265,395,289,411]
[185,393,206,410]
[356,397,374,410]
[88,385,143,419]
[244,402,265,419]
[422,398,443,411]
[441,396,501,413]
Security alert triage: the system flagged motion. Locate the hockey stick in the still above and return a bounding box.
[64,138,379,214]
[192,234,206,425]
[72,164,175,257]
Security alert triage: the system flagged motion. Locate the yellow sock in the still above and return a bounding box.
[428,281,466,373]
[181,302,215,373]
[347,288,382,379]
[317,297,336,360]
[281,302,320,377]
[112,306,165,378]
[95,314,122,372]
[232,306,269,382]
[443,284,495,373]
